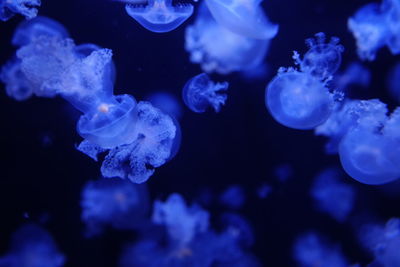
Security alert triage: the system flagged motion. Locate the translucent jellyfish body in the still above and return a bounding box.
[0,57,33,101]
[146,91,183,120]
[0,0,40,21]
[205,0,278,40]
[185,5,270,74]
[265,69,334,129]
[0,224,65,267]
[182,73,229,113]
[294,32,344,81]
[81,178,149,236]
[333,62,371,93]
[311,168,355,222]
[348,0,400,60]
[12,16,69,47]
[124,0,193,33]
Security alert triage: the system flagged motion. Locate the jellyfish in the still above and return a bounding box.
[185,4,270,74]
[12,16,69,47]
[205,0,278,40]
[123,0,193,33]
[81,178,149,236]
[293,32,344,81]
[146,91,183,120]
[332,62,371,93]
[219,185,245,210]
[0,224,65,267]
[310,168,356,222]
[219,212,254,247]
[265,68,334,129]
[348,0,400,60]
[0,0,40,21]
[182,73,229,113]
[293,232,349,267]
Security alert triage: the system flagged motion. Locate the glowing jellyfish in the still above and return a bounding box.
[311,168,355,222]
[205,0,278,40]
[0,57,33,101]
[182,73,229,113]
[185,4,270,74]
[294,32,344,81]
[266,68,334,129]
[0,0,40,21]
[146,91,183,120]
[12,16,69,47]
[0,224,65,267]
[81,178,149,236]
[124,0,193,33]
[293,232,349,267]
[349,0,400,60]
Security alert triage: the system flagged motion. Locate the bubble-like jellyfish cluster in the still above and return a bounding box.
[0,0,40,21]
[349,0,400,60]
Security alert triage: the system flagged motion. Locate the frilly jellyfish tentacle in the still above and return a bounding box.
[0,0,41,21]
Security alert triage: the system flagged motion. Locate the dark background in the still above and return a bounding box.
[0,0,400,266]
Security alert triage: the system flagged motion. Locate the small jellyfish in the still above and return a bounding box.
[0,57,33,101]
[0,224,65,267]
[123,0,193,33]
[0,0,41,21]
[293,232,349,267]
[205,0,278,40]
[12,16,69,47]
[185,4,270,74]
[265,69,334,129]
[219,185,245,210]
[182,73,229,113]
[293,32,344,81]
[81,178,149,236]
[311,168,356,222]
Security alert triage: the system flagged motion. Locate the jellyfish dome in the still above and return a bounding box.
[0,0,41,21]
[295,32,344,81]
[12,16,69,47]
[205,0,278,40]
[265,69,334,130]
[185,5,270,74]
[182,73,229,113]
[124,0,193,33]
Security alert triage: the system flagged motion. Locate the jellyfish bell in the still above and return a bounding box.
[205,0,278,40]
[77,94,139,149]
[266,69,334,130]
[125,0,194,33]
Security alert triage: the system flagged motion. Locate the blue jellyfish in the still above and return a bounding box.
[386,62,400,103]
[0,224,65,267]
[81,178,149,236]
[12,16,69,47]
[359,218,400,267]
[293,232,349,267]
[333,62,371,93]
[256,183,272,199]
[146,91,183,120]
[293,32,344,81]
[182,73,229,113]
[185,4,270,74]
[123,0,193,33]
[204,0,278,40]
[219,185,245,210]
[348,0,400,60]
[265,68,334,129]
[0,0,40,21]
[311,168,356,222]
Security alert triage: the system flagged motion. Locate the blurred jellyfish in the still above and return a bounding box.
[0,0,40,21]
[0,57,33,101]
[348,0,400,60]
[219,212,254,247]
[205,0,278,40]
[12,16,69,47]
[311,168,356,222]
[293,32,344,81]
[185,4,270,74]
[273,163,293,182]
[333,62,371,93]
[339,105,400,185]
[81,178,149,236]
[386,62,400,103]
[256,183,272,199]
[266,68,334,129]
[359,218,400,267]
[182,73,229,113]
[293,232,349,267]
[0,224,65,267]
[219,185,245,210]
[146,91,183,120]
[123,0,193,33]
